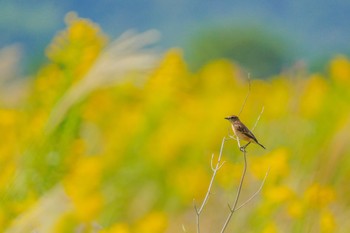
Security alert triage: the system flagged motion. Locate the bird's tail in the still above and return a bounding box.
[257,142,266,149]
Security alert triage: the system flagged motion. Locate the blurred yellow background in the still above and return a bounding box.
[1,14,350,233]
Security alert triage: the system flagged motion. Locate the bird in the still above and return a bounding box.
[225,115,265,150]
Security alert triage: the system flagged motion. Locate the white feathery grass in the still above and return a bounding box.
[4,185,72,233]
[0,44,22,85]
[46,30,161,132]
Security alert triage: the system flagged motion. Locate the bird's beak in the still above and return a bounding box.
[224,117,229,120]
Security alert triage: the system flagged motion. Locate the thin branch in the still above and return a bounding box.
[195,137,227,233]
[252,106,265,132]
[231,150,248,211]
[220,152,269,233]
[238,73,251,116]
[182,224,188,233]
[210,154,215,171]
[217,161,226,170]
[193,199,198,213]
[220,149,248,233]
[194,76,268,233]
[236,168,270,211]
[217,76,267,232]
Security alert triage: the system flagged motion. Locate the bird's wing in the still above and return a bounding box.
[237,124,259,142]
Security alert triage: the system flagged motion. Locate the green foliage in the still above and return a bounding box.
[187,26,294,78]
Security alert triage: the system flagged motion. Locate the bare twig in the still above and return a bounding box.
[252,106,265,132]
[195,137,227,233]
[220,103,267,232]
[193,75,268,233]
[231,149,248,211]
[220,149,248,233]
[238,73,251,116]
[182,224,188,233]
[220,150,269,233]
[236,168,270,211]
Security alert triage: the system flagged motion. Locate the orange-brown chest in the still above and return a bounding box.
[231,124,252,142]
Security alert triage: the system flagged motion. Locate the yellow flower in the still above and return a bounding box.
[217,162,244,189]
[304,183,336,208]
[0,109,18,127]
[99,223,130,233]
[75,193,104,222]
[198,59,238,92]
[64,156,104,221]
[146,49,189,98]
[170,165,209,202]
[263,77,291,119]
[262,222,278,233]
[134,212,168,233]
[10,191,37,216]
[251,148,290,181]
[264,185,294,204]
[287,199,305,219]
[329,55,350,86]
[320,209,337,233]
[53,213,78,233]
[0,210,6,232]
[0,162,15,192]
[299,74,328,118]
[42,11,107,91]
[82,89,116,123]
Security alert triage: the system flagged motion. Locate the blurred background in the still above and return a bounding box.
[2,0,350,76]
[1,1,350,233]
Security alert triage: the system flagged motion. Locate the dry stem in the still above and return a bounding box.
[220,148,269,233]
[220,103,267,232]
[194,137,227,233]
[252,106,265,132]
[194,74,268,233]
[238,73,251,116]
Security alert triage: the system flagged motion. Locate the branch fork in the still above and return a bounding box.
[193,75,268,233]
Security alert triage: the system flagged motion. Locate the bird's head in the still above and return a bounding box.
[224,115,239,122]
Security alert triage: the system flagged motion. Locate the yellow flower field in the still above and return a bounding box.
[1,13,350,233]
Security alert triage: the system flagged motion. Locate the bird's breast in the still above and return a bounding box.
[232,125,252,142]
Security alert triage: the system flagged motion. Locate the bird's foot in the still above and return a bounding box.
[239,146,246,152]
[239,142,251,152]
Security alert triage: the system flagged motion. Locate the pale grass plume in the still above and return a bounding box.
[0,45,28,105]
[46,30,161,132]
[4,185,72,233]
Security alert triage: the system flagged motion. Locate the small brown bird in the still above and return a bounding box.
[225,115,265,150]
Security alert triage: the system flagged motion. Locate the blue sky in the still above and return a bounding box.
[1,0,350,72]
